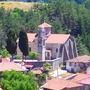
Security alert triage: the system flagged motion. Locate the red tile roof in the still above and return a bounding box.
[46,34,70,44]
[27,33,70,44]
[43,78,82,90]
[27,33,36,42]
[67,80,82,88]
[70,73,90,84]
[38,22,52,28]
[67,55,90,63]
[80,77,90,85]
[0,59,24,71]
[43,78,67,90]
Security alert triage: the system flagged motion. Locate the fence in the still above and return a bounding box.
[14,57,63,70]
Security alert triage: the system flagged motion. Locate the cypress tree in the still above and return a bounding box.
[19,30,29,58]
[6,38,17,60]
[6,30,17,60]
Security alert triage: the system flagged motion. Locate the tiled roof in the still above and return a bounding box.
[0,59,24,71]
[43,78,82,90]
[46,34,70,44]
[67,80,82,88]
[43,78,67,90]
[67,55,90,63]
[80,77,90,85]
[27,33,36,42]
[38,22,52,28]
[70,73,90,83]
[27,33,70,44]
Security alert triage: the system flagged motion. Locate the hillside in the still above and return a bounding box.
[0,0,89,55]
[0,1,34,10]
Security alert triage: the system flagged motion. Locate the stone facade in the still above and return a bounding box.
[17,22,78,62]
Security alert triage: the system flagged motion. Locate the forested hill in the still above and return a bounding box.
[0,0,90,56]
[69,0,90,10]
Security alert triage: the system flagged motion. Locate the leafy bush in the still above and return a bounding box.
[38,73,46,86]
[15,55,22,59]
[29,52,38,59]
[0,71,38,90]
[43,62,51,71]
[0,49,10,58]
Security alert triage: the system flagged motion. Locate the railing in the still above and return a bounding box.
[13,57,63,70]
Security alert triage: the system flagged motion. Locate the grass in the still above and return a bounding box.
[0,1,34,11]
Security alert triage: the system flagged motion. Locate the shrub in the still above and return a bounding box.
[38,73,46,86]
[0,49,10,58]
[0,71,38,90]
[15,55,22,59]
[29,52,38,59]
[43,62,51,71]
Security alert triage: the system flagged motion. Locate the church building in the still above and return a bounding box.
[17,22,78,62]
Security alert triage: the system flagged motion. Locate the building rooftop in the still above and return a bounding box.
[80,77,90,85]
[0,58,24,71]
[67,55,90,63]
[27,33,36,42]
[27,33,70,44]
[42,78,82,90]
[46,34,70,44]
[69,73,90,84]
[38,22,52,28]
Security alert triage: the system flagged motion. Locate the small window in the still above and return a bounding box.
[69,62,72,66]
[56,48,58,53]
[74,62,77,67]
[29,47,31,51]
[47,48,52,51]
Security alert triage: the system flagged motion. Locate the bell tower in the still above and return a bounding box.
[37,22,52,61]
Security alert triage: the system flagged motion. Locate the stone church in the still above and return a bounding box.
[17,22,78,61]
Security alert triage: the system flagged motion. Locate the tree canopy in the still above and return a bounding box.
[0,71,38,90]
[19,30,29,57]
[0,0,89,55]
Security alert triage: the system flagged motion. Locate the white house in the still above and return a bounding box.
[66,55,90,73]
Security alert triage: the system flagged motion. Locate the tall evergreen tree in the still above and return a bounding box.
[0,25,7,49]
[6,38,17,60]
[19,30,29,59]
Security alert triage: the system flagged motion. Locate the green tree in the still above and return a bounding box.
[6,38,17,60]
[0,0,90,54]
[0,23,7,49]
[29,51,38,59]
[0,71,38,90]
[85,0,90,10]
[76,36,89,55]
[43,62,51,75]
[0,49,10,58]
[19,30,29,59]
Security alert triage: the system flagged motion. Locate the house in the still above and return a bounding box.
[66,55,90,73]
[68,73,90,90]
[42,78,82,90]
[0,58,26,71]
[17,22,78,62]
[42,73,90,90]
